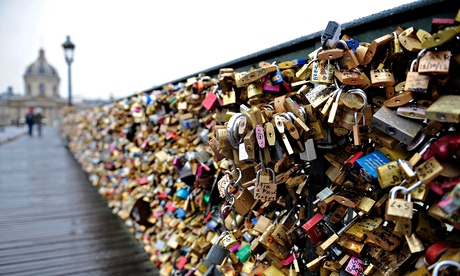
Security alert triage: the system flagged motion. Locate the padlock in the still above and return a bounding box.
[235,65,277,87]
[371,105,424,145]
[398,27,423,52]
[262,75,280,92]
[317,209,359,256]
[334,40,360,69]
[247,81,264,99]
[376,160,403,189]
[438,183,460,214]
[221,231,238,250]
[349,90,368,146]
[385,186,413,222]
[334,68,364,86]
[176,184,191,200]
[254,168,277,201]
[344,256,364,276]
[327,85,344,124]
[304,84,334,109]
[404,49,430,93]
[224,179,255,217]
[370,61,395,87]
[405,233,425,254]
[202,86,221,111]
[353,150,390,184]
[418,50,451,74]
[425,95,460,123]
[313,187,335,205]
[365,225,402,252]
[390,31,404,60]
[270,67,284,85]
[363,33,393,66]
[310,54,334,85]
[204,231,231,267]
[317,48,344,61]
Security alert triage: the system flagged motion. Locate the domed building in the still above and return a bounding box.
[24,49,61,98]
[0,48,67,126]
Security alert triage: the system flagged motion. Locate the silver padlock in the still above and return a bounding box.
[299,138,317,161]
[371,105,423,145]
[313,187,334,205]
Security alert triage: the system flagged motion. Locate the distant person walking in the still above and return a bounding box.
[25,108,35,136]
[35,108,43,137]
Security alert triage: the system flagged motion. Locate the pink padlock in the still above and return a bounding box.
[262,75,280,92]
[255,125,265,149]
[345,256,364,276]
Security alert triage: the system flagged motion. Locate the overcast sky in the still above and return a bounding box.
[0,0,417,100]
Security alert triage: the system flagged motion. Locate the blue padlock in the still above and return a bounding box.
[345,39,359,53]
[271,69,284,85]
[292,59,306,67]
[176,184,190,199]
[175,207,187,219]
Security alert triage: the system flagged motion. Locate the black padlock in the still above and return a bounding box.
[204,232,230,267]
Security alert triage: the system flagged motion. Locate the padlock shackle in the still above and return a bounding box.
[389,186,412,201]
[256,167,276,183]
[347,88,368,112]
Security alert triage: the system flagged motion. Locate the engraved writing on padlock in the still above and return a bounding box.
[254,168,277,201]
[385,186,413,222]
[376,160,403,189]
[418,50,451,74]
[405,53,430,93]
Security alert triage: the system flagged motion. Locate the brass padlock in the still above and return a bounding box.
[271,207,297,247]
[370,61,395,87]
[247,81,264,99]
[349,89,368,146]
[385,186,413,222]
[334,40,360,69]
[233,186,256,217]
[418,50,451,75]
[334,68,364,86]
[405,49,430,93]
[376,160,403,189]
[398,27,423,52]
[254,168,277,201]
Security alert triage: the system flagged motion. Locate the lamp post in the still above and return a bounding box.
[62,36,75,106]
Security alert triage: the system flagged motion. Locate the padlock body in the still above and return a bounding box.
[311,61,334,84]
[385,198,413,222]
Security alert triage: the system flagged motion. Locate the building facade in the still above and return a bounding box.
[0,49,67,126]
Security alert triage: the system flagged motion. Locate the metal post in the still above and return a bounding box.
[67,62,72,106]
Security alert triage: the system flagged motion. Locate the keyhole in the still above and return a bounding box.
[386,127,396,136]
[436,113,446,120]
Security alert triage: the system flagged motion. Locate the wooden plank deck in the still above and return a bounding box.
[0,126,157,276]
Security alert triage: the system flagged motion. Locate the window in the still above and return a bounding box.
[39,63,45,74]
[39,83,45,95]
[53,86,57,96]
[27,84,31,95]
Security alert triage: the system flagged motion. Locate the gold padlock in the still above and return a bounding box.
[334,40,360,69]
[370,61,395,87]
[418,50,451,75]
[254,168,277,201]
[377,161,403,189]
[405,49,430,93]
[385,186,413,222]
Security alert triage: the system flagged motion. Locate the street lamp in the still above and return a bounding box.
[62,36,75,106]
